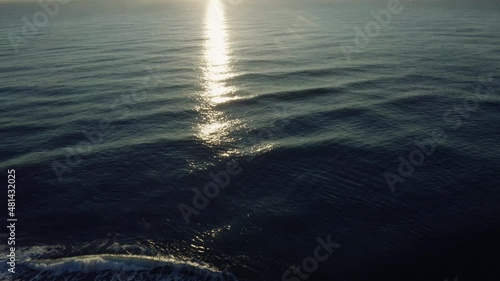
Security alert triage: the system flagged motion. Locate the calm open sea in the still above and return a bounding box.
[1,0,500,280]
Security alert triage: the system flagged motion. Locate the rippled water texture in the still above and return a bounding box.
[1,0,500,280]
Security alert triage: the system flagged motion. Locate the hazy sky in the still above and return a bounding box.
[0,0,498,9]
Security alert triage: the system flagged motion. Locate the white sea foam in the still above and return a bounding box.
[2,245,238,281]
[26,254,218,274]
[24,254,237,280]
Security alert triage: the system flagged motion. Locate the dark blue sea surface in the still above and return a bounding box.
[1,0,500,280]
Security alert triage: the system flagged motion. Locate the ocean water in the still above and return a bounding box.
[1,0,500,280]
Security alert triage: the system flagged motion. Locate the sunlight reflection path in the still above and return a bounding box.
[195,0,243,158]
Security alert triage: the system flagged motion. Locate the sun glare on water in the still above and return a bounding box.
[195,0,244,160]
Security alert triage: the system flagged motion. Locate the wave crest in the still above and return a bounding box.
[18,254,238,281]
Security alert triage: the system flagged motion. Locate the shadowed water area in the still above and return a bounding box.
[1,0,500,280]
